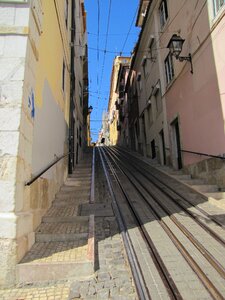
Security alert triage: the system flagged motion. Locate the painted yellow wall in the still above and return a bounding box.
[35,0,70,124]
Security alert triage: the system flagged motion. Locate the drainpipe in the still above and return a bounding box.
[68,0,75,174]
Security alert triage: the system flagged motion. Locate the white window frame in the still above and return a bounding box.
[213,0,225,16]
[164,53,174,85]
[65,0,69,28]
[159,0,168,28]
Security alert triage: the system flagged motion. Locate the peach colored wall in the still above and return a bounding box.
[165,2,225,166]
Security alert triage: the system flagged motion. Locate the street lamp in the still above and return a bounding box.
[167,34,193,74]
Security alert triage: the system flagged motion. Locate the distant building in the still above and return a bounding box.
[115,61,130,147]
[0,0,88,286]
[101,111,110,146]
[108,56,131,146]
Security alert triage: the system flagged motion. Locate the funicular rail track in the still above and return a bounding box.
[98,146,225,300]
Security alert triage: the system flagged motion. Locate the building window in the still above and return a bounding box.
[65,0,68,28]
[137,72,142,91]
[165,53,174,84]
[62,60,65,92]
[213,0,225,15]
[159,0,168,28]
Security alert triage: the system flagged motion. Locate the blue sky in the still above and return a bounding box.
[84,0,140,142]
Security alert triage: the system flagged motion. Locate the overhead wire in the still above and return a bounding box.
[99,0,112,95]
[120,4,139,55]
[96,0,100,88]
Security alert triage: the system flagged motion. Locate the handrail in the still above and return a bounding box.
[179,149,225,160]
[162,146,225,160]
[25,152,73,186]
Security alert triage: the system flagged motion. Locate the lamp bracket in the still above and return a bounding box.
[177,53,193,74]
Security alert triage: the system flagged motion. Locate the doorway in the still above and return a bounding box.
[172,118,182,169]
[151,139,156,159]
[159,129,166,165]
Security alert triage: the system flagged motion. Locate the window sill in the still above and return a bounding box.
[211,6,225,30]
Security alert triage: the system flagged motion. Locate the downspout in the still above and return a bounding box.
[68,0,75,174]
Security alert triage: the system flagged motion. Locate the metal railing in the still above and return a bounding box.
[165,147,225,160]
[155,145,225,160]
[25,152,72,186]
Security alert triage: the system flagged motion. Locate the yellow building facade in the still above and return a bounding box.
[0,0,88,286]
[108,56,130,145]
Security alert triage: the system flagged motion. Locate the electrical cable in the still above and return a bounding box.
[120,5,139,55]
[97,0,100,88]
[99,0,112,94]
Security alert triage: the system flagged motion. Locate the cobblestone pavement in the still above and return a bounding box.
[0,150,137,299]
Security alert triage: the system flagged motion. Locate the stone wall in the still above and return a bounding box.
[0,1,70,286]
[0,2,30,286]
[184,157,225,190]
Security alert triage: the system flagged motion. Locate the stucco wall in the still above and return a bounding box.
[0,2,29,286]
[164,1,225,167]
[0,0,73,286]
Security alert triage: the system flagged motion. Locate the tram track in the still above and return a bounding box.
[98,146,225,300]
[115,146,225,231]
[108,146,225,248]
[106,147,225,276]
[98,147,182,300]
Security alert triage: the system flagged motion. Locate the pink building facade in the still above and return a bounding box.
[164,1,225,169]
[125,0,225,187]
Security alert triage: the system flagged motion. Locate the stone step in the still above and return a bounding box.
[191,184,218,193]
[53,199,88,207]
[181,179,205,185]
[44,206,80,218]
[67,173,91,181]
[76,164,91,167]
[56,190,90,199]
[16,216,95,283]
[64,179,91,186]
[205,192,225,200]
[167,170,185,175]
[80,203,114,217]
[72,169,92,173]
[172,174,192,180]
[60,185,90,192]
[35,219,89,242]
[66,176,91,180]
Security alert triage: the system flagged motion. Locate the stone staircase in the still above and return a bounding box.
[157,165,225,211]
[17,153,95,284]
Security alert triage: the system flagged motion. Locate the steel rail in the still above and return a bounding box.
[108,147,225,278]
[114,147,225,236]
[98,147,151,300]
[116,146,225,229]
[104,146,225,300]
[100,147,183,300]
